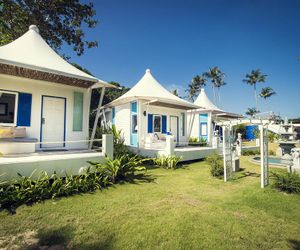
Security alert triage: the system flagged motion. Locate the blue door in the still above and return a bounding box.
[130,102,138,147]
[199,113,208,141]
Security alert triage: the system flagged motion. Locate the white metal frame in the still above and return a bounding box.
[217,118,271,188]
[0,90,19,126]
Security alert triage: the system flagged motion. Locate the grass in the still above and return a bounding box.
[0,157,300,249]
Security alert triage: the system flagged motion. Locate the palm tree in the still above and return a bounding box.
[243,69,267,110]
[259,86,276,112]
[259,87,276,99]
[246,107,260,118]
[203,66,226,105]
[171,89,179,97]
[185,74,207,101]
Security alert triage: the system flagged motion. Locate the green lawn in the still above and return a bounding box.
[1,157,300,249]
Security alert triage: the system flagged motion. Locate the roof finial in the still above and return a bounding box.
[146,69,151,73]
[29,25,39,33]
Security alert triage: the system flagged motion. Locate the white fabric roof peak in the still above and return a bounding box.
[109,69,199,109]
[0,25,109,87]
[194,88,221,111]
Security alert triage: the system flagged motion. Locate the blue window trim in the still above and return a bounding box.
[130,101,138,146]
[40,95,67,148]
[112,107,115,124]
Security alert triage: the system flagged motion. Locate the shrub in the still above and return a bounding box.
[234,124,246,139]
[271,171,300,193]
[269,150,275,156]
[268,132,278,143]
[206,153,223,177]
[188,137,207,147]
[154,155,182,169]
[242,149,260,156]
[89,155,147,183]
[0,155,148,211]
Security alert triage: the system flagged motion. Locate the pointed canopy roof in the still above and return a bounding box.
[191,88,243,118]
[0,25,111,88]
[194,88,221,111]
[108,69,199,110]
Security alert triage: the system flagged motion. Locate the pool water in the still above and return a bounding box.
[253,156,286,166]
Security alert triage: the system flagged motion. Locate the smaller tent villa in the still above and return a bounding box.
[187,88,242,146]
[0,25,113,180]
[106,69,199,150]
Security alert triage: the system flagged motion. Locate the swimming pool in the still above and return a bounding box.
[252,156,287,167]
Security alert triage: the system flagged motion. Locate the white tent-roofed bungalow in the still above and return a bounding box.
[187,88,243,146]
[0,25,115,180]
[106,69,200,150]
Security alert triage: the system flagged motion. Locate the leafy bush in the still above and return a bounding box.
[92,125,133,158]
[206,152,223,177]
[234,124,246,139]
[0,155,148,211]
[269,150,275,156]
[268,132,278,143]
[242,149,260,156]
[0,166,110,211]
[188,137,207,147]
[271,171,300,193]
[89,155,147,183]
[154,155,182,169]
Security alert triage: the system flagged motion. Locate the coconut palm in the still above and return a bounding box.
[203,66,226,105]
[246,107,260,118]
[186,74,207,101]
[171,89,179,97]
[259,87,276,99]
[243,69,267,110]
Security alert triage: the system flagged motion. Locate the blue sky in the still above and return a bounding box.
[64,0,300,118]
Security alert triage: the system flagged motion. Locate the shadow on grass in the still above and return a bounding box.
[23,225,116,250]
[288,239,300,250]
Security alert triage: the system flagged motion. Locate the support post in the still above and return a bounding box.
[222,126,227,182]
[165,135,175,156]
[89,87,106,149]
[102,134,114,159]
[260,125,269,188]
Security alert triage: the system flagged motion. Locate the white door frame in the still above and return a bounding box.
[40,95,66,148]
[170,115,179,143]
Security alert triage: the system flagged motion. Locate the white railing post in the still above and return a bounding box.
[165,135,175,156]
[102,134,114,159]
[236,133,242,157]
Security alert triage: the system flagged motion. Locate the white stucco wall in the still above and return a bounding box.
[0,74,91,149]
[114,102,131,145]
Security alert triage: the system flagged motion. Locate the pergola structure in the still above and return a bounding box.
[216,118,272,188]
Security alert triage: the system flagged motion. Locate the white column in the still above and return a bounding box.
[102,134,114,159]
[259,125,265,188]
[165,135,175,156]
[222,126,227,182]
[236,133,242,157]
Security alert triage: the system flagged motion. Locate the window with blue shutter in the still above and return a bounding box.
[162,115,167,134]
[17,92,32,126]
[148,113,153,133]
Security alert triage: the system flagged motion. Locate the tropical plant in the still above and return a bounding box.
[206,152,223,177]
[203,66,226,105]
[89,155,147,183]
[154,155,182,169]
[0,0,98,56]
[233,124,246,139]
[259,87,276,99]
[186,74,207,101]
[271,171,300,193]
[243,69,267,110]
[246,107,260,118]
